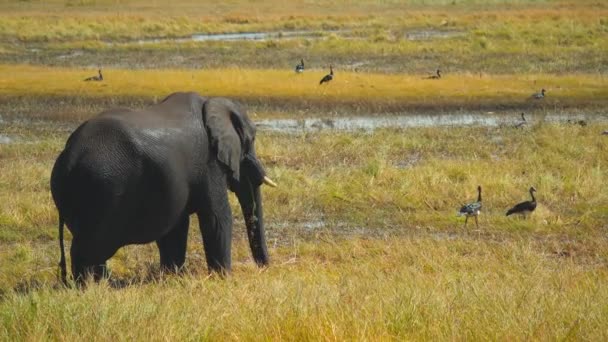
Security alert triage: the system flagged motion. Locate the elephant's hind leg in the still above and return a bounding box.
[156,215,189,272]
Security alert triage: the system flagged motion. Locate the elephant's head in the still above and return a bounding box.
[203,97,275,267]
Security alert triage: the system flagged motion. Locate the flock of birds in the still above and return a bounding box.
[458,186,538,228]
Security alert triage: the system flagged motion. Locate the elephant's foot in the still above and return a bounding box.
[72,263,108,287]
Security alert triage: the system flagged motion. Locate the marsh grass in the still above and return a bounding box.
[1,121,607,282]
[1,0,606,74]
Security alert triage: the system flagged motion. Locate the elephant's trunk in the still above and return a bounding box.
[246,185,269,266]
[235,152,270,267]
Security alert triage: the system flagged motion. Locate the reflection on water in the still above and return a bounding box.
[256,112,606,133]
[106,28,466,46]
[192,30,325,41]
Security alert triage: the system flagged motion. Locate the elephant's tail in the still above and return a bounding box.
[58,216,67,285]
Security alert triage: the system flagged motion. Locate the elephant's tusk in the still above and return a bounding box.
[263,176,277,188]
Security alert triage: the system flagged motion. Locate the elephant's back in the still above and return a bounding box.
[63,115,143,174]
[54,109,197,238]
[53,116,145,227]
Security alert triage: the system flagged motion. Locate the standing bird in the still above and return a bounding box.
[319,65,333,85]
[514,112,527,128]
[458,185,482,228]
[531,88,545,100]
[425,69,442,79]
[84,69,103,82]
[506,187,537,218]
[295,59,304,73]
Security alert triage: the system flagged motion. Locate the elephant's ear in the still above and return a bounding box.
[203,97,254,182]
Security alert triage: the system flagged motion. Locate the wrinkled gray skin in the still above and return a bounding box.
[51,92,270,283]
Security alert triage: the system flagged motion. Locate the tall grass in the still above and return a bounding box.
[1,237,607,340]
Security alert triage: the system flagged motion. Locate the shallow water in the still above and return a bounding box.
[255,112,607,133]
[109,30,336,45]
[108,28,463,45]
[0,134,13,144]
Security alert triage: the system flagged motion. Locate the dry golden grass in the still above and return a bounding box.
[1,65,607,111]
[1,237,607,340]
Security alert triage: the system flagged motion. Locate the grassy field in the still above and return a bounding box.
[1,0,608,340]
[1,120,608,339]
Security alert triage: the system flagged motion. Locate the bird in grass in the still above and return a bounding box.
[425,69,442,79]
[458,185,482,228]
[84,69,103,82]
[514,112,527,128]
[567,119,587,127]
[506,186,537,218]
[295,59,304,73]
[319,65,333,85]
[531,88,545,100]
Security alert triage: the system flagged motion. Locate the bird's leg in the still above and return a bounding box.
[464,216,468,228]
[475,216,479,228]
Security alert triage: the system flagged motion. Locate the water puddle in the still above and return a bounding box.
[0,134,15,144]
[255,112,607,133]
[104,28,464,46]
[108,30,340,45]
[263,218,497,248]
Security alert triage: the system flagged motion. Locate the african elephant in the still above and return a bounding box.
[50,92,276,283]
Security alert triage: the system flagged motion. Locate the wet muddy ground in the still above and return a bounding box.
[255,111,607,133]
[1,111,607,144]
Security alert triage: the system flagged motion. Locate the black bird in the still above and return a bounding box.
[531,88,545,100]
[84,69,103,82]
[319,65,333,85]
[426,69,442,79]
[514,112,527,128]
[458,185,482,228]
[295,59,304,73]
[506,187,537,218]
[567,119,587,127]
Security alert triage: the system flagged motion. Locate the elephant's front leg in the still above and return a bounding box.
[197,164,233,274]
[70,236,112,285]
[156,214,189,272]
